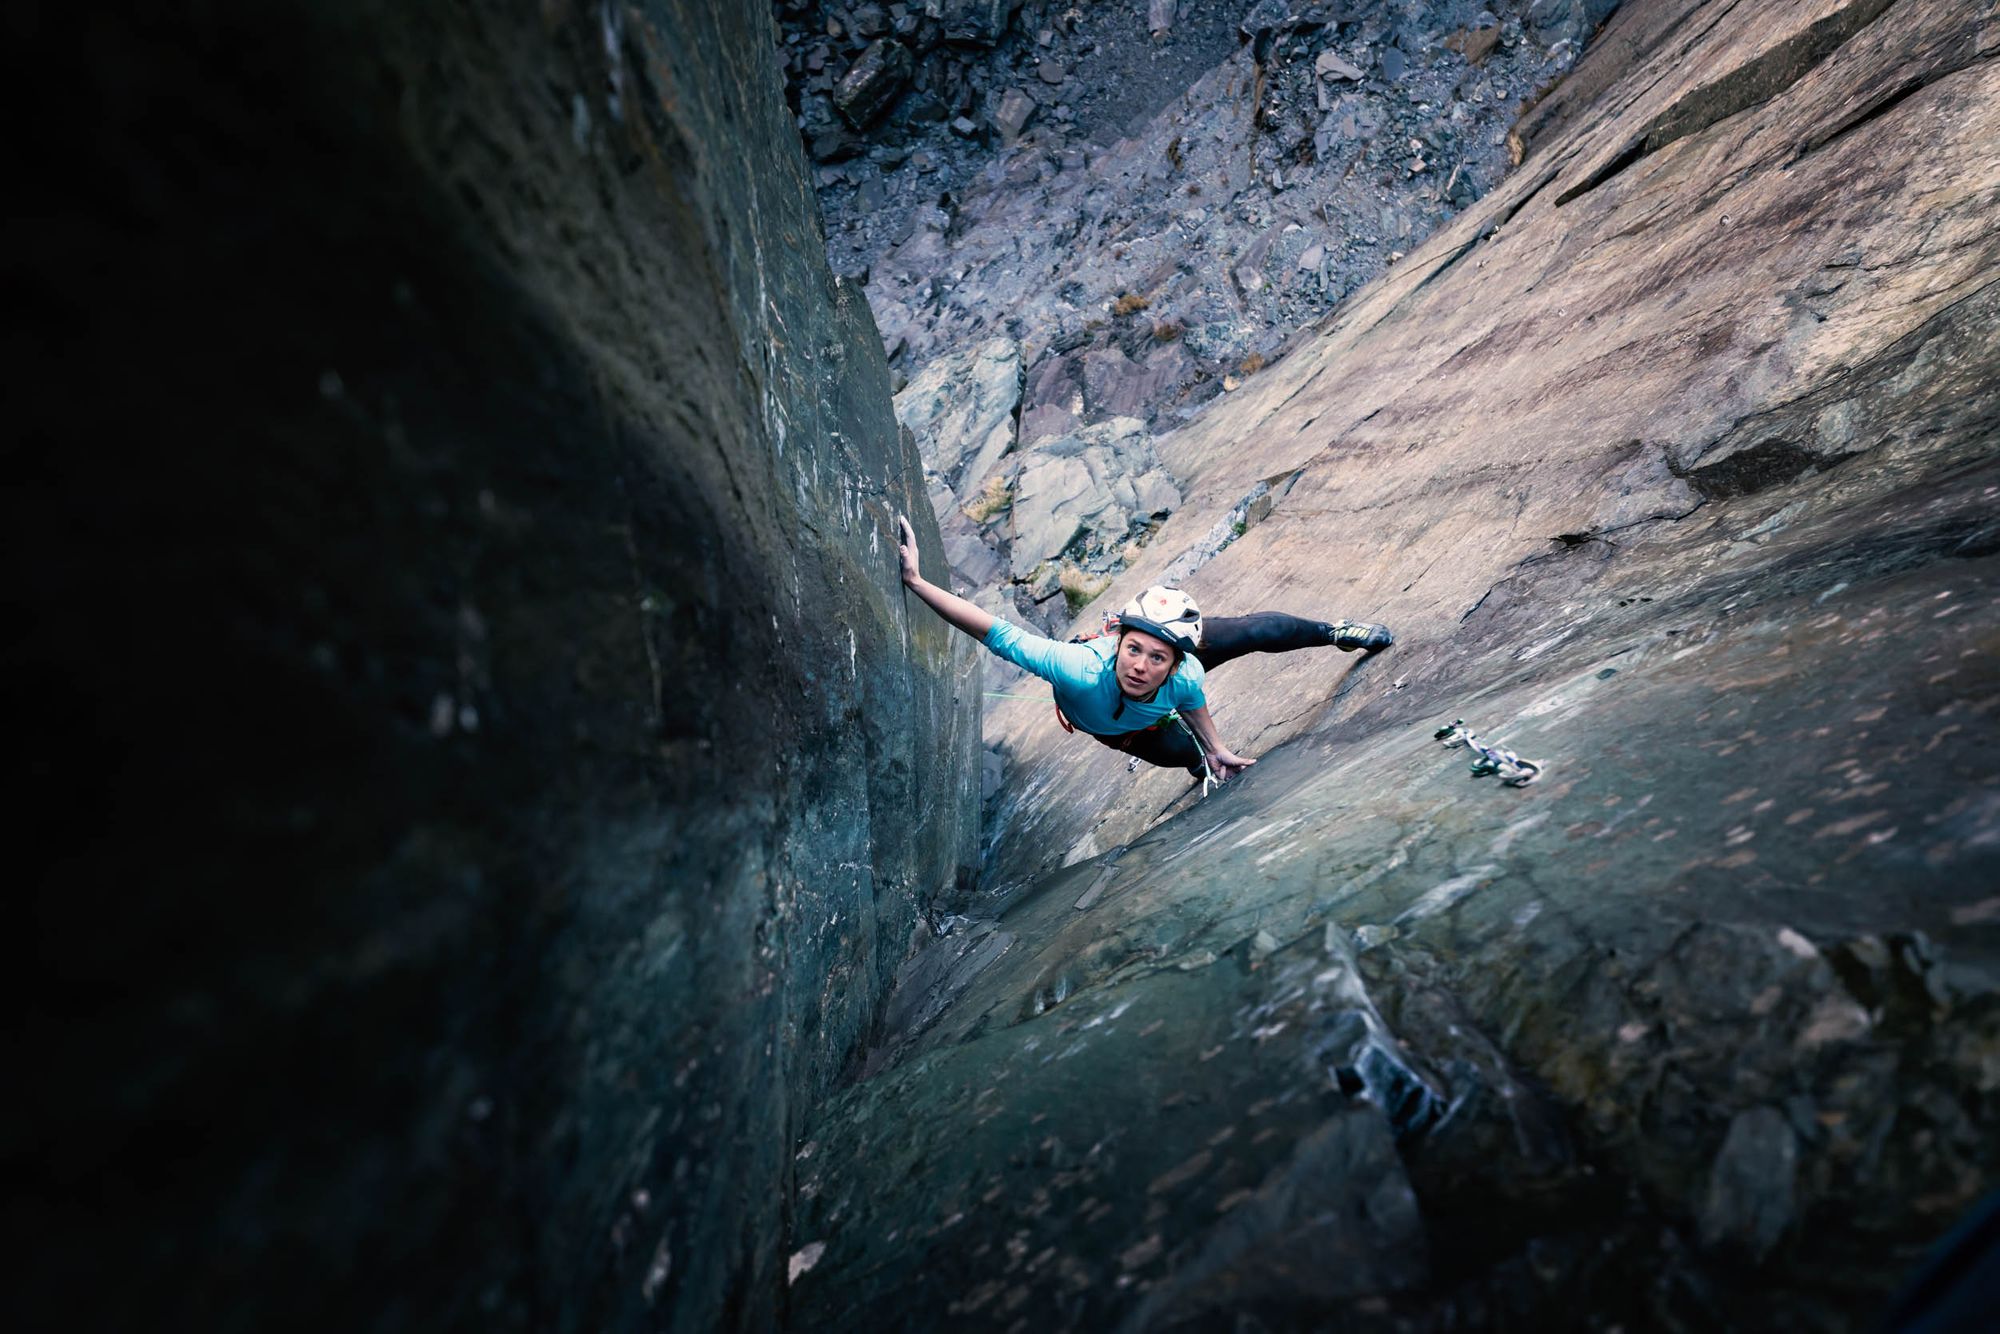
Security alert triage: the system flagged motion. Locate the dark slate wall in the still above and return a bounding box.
[5,2,978,1329]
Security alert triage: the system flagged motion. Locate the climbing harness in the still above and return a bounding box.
[1076,704,1217,795]
[1434,719,1543,787]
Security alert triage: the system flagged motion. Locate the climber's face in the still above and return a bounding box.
[1117,628,1177,698]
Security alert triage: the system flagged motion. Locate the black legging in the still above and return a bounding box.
[1190,612,1332,669]
[1084,613,1334,773]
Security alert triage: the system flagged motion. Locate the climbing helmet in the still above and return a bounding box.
[1117,585,1203,655]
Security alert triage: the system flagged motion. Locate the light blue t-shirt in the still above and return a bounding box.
[983,619,1206,736]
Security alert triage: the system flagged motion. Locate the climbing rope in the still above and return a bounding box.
[1168,711,1220,796]
[1434,719,1543,787]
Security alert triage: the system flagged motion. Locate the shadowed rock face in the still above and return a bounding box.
[793,0,2000,1327]
[8,3,975,1330]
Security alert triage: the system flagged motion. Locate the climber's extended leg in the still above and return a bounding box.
[1194,611,1393,668]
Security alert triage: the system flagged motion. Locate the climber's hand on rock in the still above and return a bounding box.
[895,514,922,585]
[1208,750,1255,781]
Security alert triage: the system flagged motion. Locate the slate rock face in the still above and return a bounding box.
[822,0,1614,408]
[1008,418,1181,579]
[8,2,976,1331]
[894,334,1023,507]
[792,0,2000,1327]
[792,1,1629,632]
[893,335,1188,626]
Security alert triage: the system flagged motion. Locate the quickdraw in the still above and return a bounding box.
[1434,719,1543,787]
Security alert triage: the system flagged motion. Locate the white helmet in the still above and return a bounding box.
[1117,585,1202,654]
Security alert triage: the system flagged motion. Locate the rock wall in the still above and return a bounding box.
[7,2,976,1330]
[821,2,1630,636]
[792,0,2000,1327]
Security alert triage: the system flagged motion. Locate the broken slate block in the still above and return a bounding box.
[1444,26,1501,64]
[1238,0,1290,40]
[1315,50,1364,81]
[809,128,863,162]
[833,40,914,128]
[852,4,892,40]
[1696,1106,1798,1261]
[940,0,1018,47]
[993,87,1036,145]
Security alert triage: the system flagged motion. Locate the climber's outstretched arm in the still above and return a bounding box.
[1181,705,1255,781]
[896,514,995,641]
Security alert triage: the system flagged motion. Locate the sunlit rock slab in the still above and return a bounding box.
[796,0,2000,1327]
[981,0,1999,888]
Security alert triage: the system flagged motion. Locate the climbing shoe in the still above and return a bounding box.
[1323,619,1394,652]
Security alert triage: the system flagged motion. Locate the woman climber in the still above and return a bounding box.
[894,515,1392,783]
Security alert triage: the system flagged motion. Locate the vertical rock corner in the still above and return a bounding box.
[12,2,976,1331]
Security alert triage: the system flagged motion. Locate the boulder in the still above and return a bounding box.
[940,0,1020,47]
[1018,401,1079,446]
[852,3,892,39]
[993,86,1037,144]
[1020,346,1085,445]
[1444,25,1501,65]
[834,39,914,128]
[1008,453,1096,574]
[1696,1107,1799,1262]
[1238,0,1293,41]
[1315,50,1364,81]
